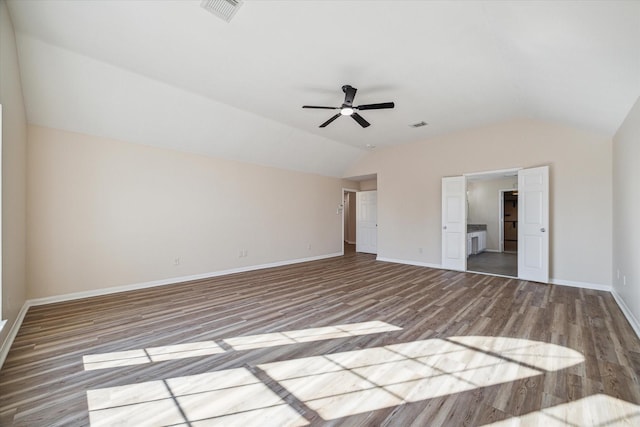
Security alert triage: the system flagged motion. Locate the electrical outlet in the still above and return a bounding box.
[239,250,244,258]
[174,257,180,266]
[418,247,423,254]
[307,243,311,250]
[244,249,248,257]
[623,276,627,286]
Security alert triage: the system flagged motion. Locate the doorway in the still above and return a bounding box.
[343,189,357,254]
[465,173,519,277]
[342,174,378,255]
[442,166,549,282]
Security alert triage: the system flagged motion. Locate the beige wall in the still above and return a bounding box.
[360,179,377,191]
[0,0,28,346]
[27,126,345,298]
[346,118,613,287]
[467,177,516,251]
[613,96,640,331]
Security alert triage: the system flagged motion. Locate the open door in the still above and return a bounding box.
[356,191,377,254]
[441,176,466,271]
[518,166,549,283]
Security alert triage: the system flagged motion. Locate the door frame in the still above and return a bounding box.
[341,187,358,254]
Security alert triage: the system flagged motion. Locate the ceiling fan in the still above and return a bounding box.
[303,85,395,128]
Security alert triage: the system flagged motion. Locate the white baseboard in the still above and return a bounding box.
[29,252,344,307]
[611,290,640,339]
[549,278,611,292]
[0,301,31,369]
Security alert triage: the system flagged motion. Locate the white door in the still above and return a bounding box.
[518,166,549,283]
[441,176,466,271]
[356,191,377,254]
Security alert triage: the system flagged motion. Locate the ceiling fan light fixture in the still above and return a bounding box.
[340,107,354,116]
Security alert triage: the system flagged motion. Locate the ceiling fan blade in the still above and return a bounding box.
[356,102,395,110]
[351,113,370,128]
[303,105,339,110]
[343,85,357,106]
[319,114,341,128]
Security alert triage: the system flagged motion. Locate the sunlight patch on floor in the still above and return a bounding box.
[83,341,225,370]
[87,368,308,427]
[447,336,585,372]
[482,394,640,426]
[83,321,401,371]
[224,321,402,351]
[258,337,585,420]
[85,335,588,425]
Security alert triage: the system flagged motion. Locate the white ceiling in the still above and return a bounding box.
[7,0,640,177]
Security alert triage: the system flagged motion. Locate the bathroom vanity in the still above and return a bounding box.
[467,224,487,257]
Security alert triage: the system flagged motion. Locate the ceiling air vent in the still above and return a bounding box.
[201,0,243,23]
[410,121,428,128]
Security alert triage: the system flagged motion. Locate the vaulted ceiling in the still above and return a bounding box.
[6,0,640,177]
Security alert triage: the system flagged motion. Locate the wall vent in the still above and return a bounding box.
[201,0,243,23]
[410,121,428,128]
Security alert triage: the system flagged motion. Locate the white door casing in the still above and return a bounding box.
[442,176,466,271]
[518,166,549,283]
[356,191,377,254]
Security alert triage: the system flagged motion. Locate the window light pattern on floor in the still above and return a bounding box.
[83,341,225,370]
[87,369,308,427]
[223,320,402,351]
[86,336,587,425]
[82,321,402,370]
[482,394,640,426]
[258,337,585,420]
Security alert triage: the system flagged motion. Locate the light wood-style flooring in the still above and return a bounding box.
[1,249,639,426]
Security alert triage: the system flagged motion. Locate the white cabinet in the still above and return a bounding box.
[466,231,487,257]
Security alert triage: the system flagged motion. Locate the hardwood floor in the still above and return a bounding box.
[1,250,639,426]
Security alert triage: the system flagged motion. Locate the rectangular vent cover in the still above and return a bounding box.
[201,0,243,23]
[410,121,428,128]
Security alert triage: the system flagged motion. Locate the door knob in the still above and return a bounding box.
[443,226,447,230]
[540,227,546,232]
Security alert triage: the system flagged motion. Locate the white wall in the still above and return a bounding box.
[0,0,28,347]
[467,177,516,251]
[27,126,346,299]
[346,118,613,288]
[612,96,640,334]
